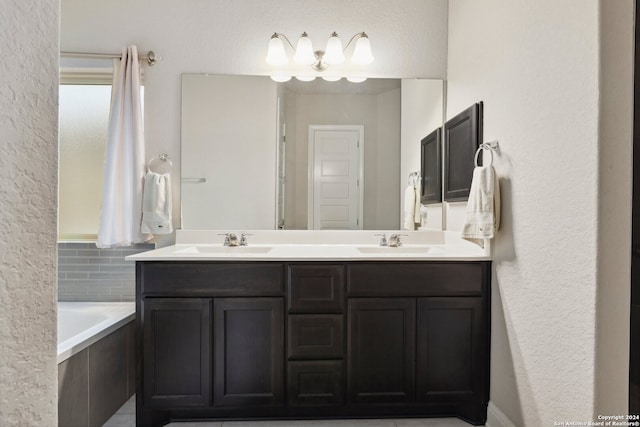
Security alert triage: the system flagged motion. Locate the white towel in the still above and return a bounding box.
[414,178,422,224]
[403,182,421,230]
[461,165,501,248]
[141,172,173,234]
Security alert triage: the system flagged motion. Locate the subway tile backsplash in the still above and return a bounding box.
[58,242,155,302]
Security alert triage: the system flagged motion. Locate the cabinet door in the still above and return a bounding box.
[214,298,284,407]
[142,298,212,407]
[443,102,482,201]
[347,298,416,404]
[417,297,486,403]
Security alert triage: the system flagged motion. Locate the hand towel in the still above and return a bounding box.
[414,178,422,224]
[141,172,173,234]
[461,165,501,248]
[403,184,419,230]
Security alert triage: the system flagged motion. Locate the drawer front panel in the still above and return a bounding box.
[288,265,345,313]
[288,315,344,359]
[347,262,487,297]
[288,361,344,406]
[138,262,284,296]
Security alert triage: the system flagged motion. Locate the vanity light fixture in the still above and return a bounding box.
[266,31,374,82]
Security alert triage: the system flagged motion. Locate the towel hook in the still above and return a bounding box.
[147,153,173,174]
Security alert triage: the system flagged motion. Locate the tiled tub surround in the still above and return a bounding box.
[58,302,136,427]
[58,242,155,301]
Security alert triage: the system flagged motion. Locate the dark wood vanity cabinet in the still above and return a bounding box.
[136,261,490,426]
[346,263,489,421]
[416,297,487,421]
[214,298,284,407]
[287,264,346,408]
[348,298,416,404]
[142,298,212,408]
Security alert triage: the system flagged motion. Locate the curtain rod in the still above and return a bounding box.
[60,50,157,66]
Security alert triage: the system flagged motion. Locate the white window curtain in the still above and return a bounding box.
[97,45,150,248]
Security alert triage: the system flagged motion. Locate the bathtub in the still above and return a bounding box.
[57,302,135,363]
[58,302,136,426]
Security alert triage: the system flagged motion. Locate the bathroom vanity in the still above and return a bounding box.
[130,231,490,426]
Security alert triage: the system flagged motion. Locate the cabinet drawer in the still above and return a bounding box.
[288,315,344,359]
[288,264,345,313]
[347,262,488,297]
[138,262,284,296]
[288,361,344,406]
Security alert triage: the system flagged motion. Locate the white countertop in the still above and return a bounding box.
[126,230,491,261]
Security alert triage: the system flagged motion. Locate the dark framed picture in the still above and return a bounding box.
[420,127,442,205]
[443,101,483,201]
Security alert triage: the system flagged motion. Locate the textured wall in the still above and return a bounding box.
[448,0,599,425]
[0,1,59,425]
[58,243,155,301]
[61,0,448,236]
[448,1,632,425]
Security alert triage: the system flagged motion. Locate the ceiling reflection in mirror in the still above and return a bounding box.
[181,74,443,231]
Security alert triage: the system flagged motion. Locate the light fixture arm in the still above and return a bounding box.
[343,32,368,51]
[271,32,296,51]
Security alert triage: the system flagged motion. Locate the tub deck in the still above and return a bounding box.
[57,301,135,363]
[58,302,135,427]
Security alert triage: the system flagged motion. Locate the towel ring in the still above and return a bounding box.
[474,144,494,167]
[408,171,420,187]
[148,153,173,174]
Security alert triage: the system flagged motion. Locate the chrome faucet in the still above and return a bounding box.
[388,234,408,247]
[374,233,388,246]
[218,233,239,246]
[240,233,253,246]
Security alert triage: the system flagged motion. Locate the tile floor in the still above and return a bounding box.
[103,396,481,427]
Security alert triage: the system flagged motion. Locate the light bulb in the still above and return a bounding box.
[323,32,345,65]
[347,77,367,83]
[352,33,374,65]
[265,34,288,66]
[293,32,315,65]
[295,76,316,82]
[321,76,342,82]
[270,74,292,82]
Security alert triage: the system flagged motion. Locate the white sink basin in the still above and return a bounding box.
[175,246,272,254]
[356,246,437,254]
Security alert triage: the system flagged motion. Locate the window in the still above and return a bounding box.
[58,64,144,240]
[58,83,112,240]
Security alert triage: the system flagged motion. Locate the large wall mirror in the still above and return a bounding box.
[181,74,443,231]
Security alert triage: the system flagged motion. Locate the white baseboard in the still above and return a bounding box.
[485,401,517,427]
